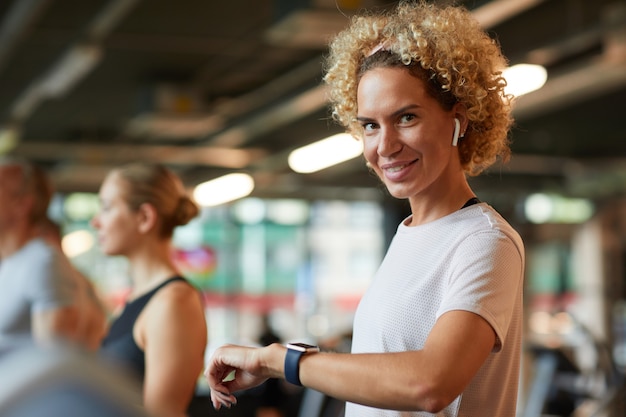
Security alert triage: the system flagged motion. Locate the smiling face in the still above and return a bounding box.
[91,173,142,257]
[357,66,465,204]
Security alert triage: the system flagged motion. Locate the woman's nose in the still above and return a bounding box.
[377,127,402,157]
[90,215,99,229]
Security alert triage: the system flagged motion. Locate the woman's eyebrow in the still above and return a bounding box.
[357,104,421,122]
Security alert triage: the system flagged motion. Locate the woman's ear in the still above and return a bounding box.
[452,103,468,135]
[136,202,158,234]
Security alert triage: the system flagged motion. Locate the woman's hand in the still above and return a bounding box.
[205,343,283,410]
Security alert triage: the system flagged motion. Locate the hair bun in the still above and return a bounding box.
[174,196,199,226]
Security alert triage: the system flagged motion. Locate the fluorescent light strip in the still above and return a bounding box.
[288,133,363,174]
[193,173,255,207]
[503,63,547,97]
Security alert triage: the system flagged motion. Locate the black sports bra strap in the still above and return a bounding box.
[461,197,481,209]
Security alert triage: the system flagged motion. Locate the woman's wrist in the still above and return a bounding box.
[263,343,287,379]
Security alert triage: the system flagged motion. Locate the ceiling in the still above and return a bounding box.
[1,0,625,212]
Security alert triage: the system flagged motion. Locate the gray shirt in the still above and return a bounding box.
[0,238,77,350]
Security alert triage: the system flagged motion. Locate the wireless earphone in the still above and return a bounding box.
[452,118,461,146]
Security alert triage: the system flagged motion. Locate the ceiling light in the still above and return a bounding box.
[288,133,363,174]
[503,63,548,97]
[39,45,102,98]
[193,173,255,207]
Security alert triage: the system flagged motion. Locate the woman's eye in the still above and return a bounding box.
[399,114,415,123]
[362,122,377,131]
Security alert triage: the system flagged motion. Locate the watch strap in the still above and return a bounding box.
[284,347,304,386]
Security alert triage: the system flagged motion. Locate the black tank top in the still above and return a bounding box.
[100,276,186,381]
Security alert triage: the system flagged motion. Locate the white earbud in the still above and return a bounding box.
[452,118,461,147]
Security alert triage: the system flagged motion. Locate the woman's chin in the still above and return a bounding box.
[384,184,412,200]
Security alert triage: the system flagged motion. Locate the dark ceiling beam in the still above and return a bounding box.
[206,58,325,120]
[471,0,547,28]
[11,142,266,169]
[512,55,626,121]
[484,154,626,199]
[209,84,328,148]
[0,0,52,74]
[86,0,143,42]
[121,57,326,144]
[4,0,143,126]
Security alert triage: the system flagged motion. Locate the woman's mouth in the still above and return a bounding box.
[386,163,409,173]
[383,160,417,174]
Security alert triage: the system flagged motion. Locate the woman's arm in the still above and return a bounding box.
[207,310,495,413]
[32,304,80,346]
[141,283,207,417]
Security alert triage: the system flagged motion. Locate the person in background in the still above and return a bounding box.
[93,162,207,417]
[0,157,81,351]
[205,2,525,416]
[38,217,108,351]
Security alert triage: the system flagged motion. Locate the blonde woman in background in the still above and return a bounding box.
[93,163,207,417]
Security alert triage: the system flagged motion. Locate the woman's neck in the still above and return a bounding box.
[407,179,475,226]
[126,242,178,297]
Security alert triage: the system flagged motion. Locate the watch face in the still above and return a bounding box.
[286,343,320,352]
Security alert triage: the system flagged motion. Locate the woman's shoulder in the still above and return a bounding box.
[140,277,205,334]
[456,203,516,231]
[456,204,525,256]
[146,277,202,316]
[153,277,199,303]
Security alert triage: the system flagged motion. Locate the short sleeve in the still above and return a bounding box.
[438,230,524,351]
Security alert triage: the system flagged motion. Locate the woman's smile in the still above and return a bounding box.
[381,159,419,181]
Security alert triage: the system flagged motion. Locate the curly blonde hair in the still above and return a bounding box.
[324,1,514,175]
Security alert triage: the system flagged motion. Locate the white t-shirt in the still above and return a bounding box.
[347,203,525,417]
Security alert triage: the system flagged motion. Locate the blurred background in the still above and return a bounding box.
[0,0,625,416]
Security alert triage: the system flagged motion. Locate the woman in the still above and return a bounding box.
[93,163,207,417]
[205,2,524,416]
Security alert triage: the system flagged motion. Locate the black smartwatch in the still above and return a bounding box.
[284,342,320,386]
